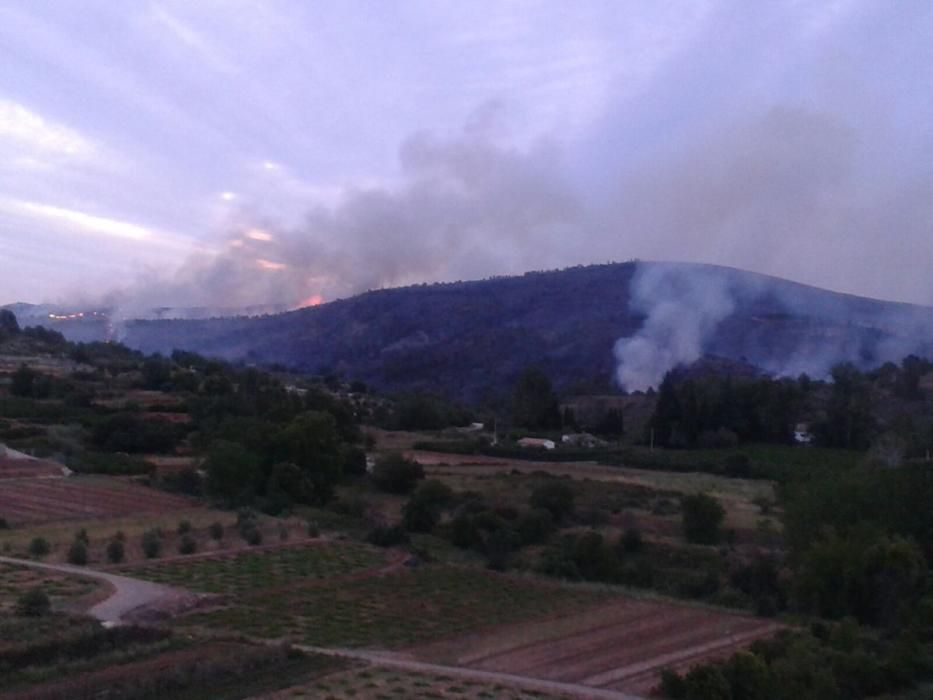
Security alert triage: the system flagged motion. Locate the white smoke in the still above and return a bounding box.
[614,263,737,391]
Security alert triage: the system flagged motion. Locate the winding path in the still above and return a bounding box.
[0,555,186,624]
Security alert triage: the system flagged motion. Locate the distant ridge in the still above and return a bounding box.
[8,262,933,401]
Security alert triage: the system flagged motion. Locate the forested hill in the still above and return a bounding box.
[114,262,933,402]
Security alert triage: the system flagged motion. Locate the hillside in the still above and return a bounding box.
[107,262,933,401]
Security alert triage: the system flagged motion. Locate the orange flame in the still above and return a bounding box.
[297,294,324,308]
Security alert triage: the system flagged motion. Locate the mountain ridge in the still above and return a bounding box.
[7,261,933,401]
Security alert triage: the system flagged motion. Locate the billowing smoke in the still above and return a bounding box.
[614,263,737,391]
[114,114,583,318]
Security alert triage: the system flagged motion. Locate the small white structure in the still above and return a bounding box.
[518,437,556,450]
[793,423,814,445]
[561,433,604,448]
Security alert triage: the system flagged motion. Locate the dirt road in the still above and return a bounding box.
[0,555,187,624]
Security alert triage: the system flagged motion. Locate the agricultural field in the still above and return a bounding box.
[0,474,195,526]
[256,664,577,700]
[0,561,101,616]
[413,596,782,697]
[117,540,389,595]
[178,564,609,649]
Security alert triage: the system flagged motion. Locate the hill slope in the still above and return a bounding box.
[111,262,933,401]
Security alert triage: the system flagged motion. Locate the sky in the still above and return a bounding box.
[1,0,931,309]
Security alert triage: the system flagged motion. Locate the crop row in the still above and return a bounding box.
[118,542,385,594]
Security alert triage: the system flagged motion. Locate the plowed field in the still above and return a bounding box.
[414,597,782,697]
[0,476,195,525]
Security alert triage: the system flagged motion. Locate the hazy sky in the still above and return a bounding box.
[1,1,931,308]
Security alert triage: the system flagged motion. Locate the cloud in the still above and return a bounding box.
[0,99,94,157]
[0,198,198,252]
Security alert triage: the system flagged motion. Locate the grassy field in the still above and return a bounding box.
[117,541,386,594]
[182,565,609,649]
[257,664,575,700]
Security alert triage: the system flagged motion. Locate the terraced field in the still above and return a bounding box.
[256,665,577,700]
[414,596,782,697]
[117,541,388,595]
[180,564,608,648]
[0,476,195,525]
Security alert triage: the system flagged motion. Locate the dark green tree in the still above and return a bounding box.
[682,493,726,545]
[203,440,263,505]
[512,368,561,430]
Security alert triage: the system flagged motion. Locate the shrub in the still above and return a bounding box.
[106,539,125,564]
[620,527,644,553]
[658,668,687,699]
[114,530,126,542]
[306,519,320,538]
[529,481,575,522]
[516,508,555,545]
[402,479,453,533]
[683,664,731,700]
[366,524,409,548]
[333,494,367,517]
[236,508,257,529]
[278,523,289,541]
[16,588,50,617]
[243,525,263,546]
[178,535,197,555]
[371,453,425,494]
[74,528,90,545]
[142,530,162,559]
[208,522,224,540]
[29,537,51,558]
[177,520,192,535]
[67,540,88,565]
[0,517,9,530]
[682,493,726,545]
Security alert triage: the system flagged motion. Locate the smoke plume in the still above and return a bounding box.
[115,114,582,317]
[614,263,737,391]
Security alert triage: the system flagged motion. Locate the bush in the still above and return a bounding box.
[529,481,575,522]
[243,525,263,546]
[366,524,409,548]
[307,519,320,537]
[209,521,224,540]
[74,528,90,545]
[177,520,192,535]
[67,540,88,565]
[0,517,9,530]
[371,453,425,494]
[683,664,731,700]
[659,668,687,699]
[28,537,51,558]
[16,588,50,617]
[402,480,453,533]
[106,539,125,564]
[142,530,162,559]
[620,527,644,553]
[516,508,556,545]
[178,534,197,555]
[682,493,726,545]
